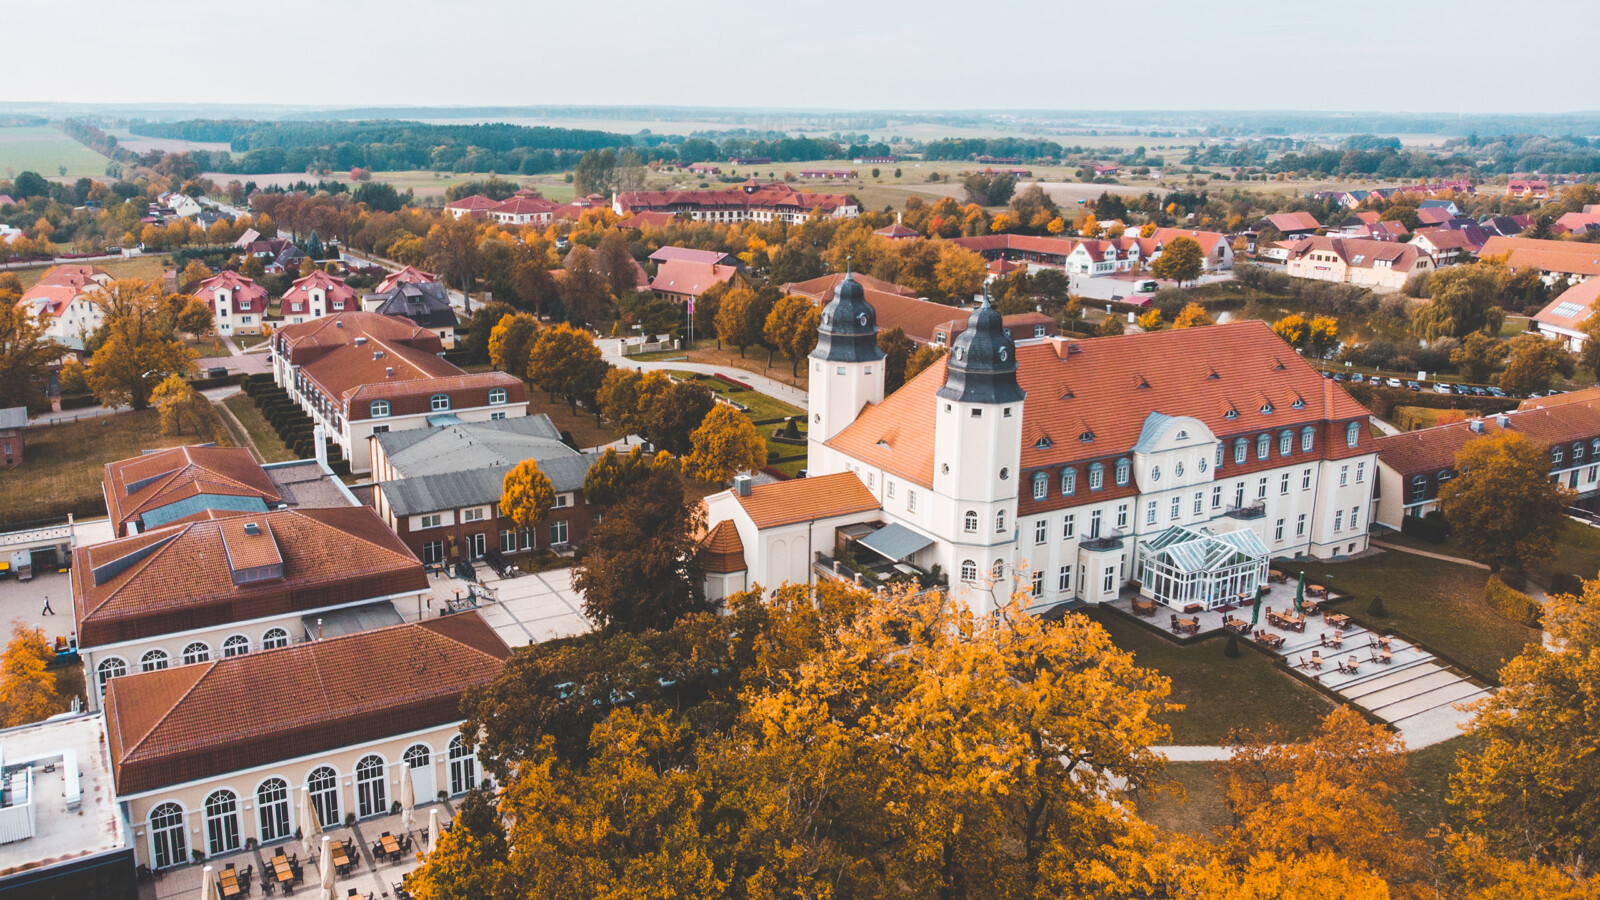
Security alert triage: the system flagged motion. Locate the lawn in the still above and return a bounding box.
[686,344,811,390]
[14,253,171,290]
[664,370,804,422]
[0,125,110,180]
[1380,520,1600,588]
[525,393,621,450]
[221,393,297,464]
[1274,551,1539,681]
[232,334,269,350]
[0,407,228,526]
[1086,609,1338,745]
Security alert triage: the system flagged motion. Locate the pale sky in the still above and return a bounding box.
[10,0,1600,114]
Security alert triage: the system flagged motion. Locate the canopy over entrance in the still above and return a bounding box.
[857,523,935,562]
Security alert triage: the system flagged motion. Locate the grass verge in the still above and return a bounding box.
[222,393,297,463]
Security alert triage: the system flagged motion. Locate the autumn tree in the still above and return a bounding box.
[1152,236,1205,285]
[762,294,821,375]
[685,404,766,484]
[0,623,67,728]
[594,229,640,299]
[526,324,610,416]
[933,242,986,303]
[175,296,214,336]
[86,279,196,410]
[425,216,482,309]
[1173,301,1214,328]
[558,244,613,327]
[905,343,947,384]
[572,458,708,633]
[180,259,212,288]
[714,286,759,357]
[877,326,916,394]
[402,789,511,900]
[581,446,666,507]
[500,459,556,531]
[1579,313,1600,382]
[0,303,64,409]
[1412,263,1508,341]
[1449,331,1509,384]
[1137,308,1163,331]
[1096,315,1126,336]
[486,312,538,376]
[643,380,715,455]
[510,241,559,316]
[1499,332,1574,396]
[149,374,208,437]
[460,301,513,364]
[1439,430,1573,571]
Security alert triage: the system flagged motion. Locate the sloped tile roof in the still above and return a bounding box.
[731,471,878,529]
[104,446,282,536]
[1481,236,1600,278]
[1532,278,1600,330]
[1375,398,1600,477]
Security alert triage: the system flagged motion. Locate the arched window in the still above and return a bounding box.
[1301,426,1315,452]
[1060,467,1076,495]
[1115,458,1131,486]
[96,657,126,696]
[149,802,187,870]
[430,393,450,412]
[140,649,169,673]
[1410,474,1428,502]
[960,559,978,582]
[262,627,290,650]
[1032,472,1047,500]
[448,736,476,796]
[181,642,211,666]
[1089,463,1105,490]
[1576,442,1586,462]
[488,387,508,405]
[1279,430,1293,456]
[256,778,291,844]
[205,789,242,856]
[1437,470,1454,485]
[1256,434,1270,460]
[404,744,431,769]
[991,559,1006,580]
[307,766,339,828]
[963,510,978,533]
[222,635,250,658]
[370,400,390,418]
[1234,438,1247,464]
[1346,421,1360,447]
[995,510,1007,533]
[356,755,387,819]
[1553,446,1565,468]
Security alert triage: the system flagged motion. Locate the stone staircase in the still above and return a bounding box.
[1278,625,1490,748]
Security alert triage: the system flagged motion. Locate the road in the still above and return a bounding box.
[29,385,241,426]
[597,338,809,410]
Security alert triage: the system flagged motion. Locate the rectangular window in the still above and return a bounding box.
[1193,492,1202,515]
[1058,565,1072,591]
[1297,513,1307,537]
[1063,515,1075,539]
[1031,571,1043,597]
[1090,510,1102,538]
[422,540,444,564]
[1102,565,1116,594]
[1356,462,1366,483]
[908,491,917,512]
[1339,465,1349,487]
[887,481,895,498]
[555,494,570,508]
[1350,506,1361,530]
[1280,473,1290,495]
[1212,485,1222,509]
[419,514,442,529]
[550,519,569,545]
[1035,519,1047,544]
[1334,510,1344,532]
[1275,518,1285,541]
[1235,482,1246,508]
[1061,469,1076,494]
[490,412,507,420]
[462,508,485,523]
[867,472,874,489]
[1146,502,1157,525]
[1302,468,1312,490]
[520,527,534,550]
[1256,476,1268,499]
[500,530,516,553]
[1089,468,1103,490]
[1116,504,1128,529]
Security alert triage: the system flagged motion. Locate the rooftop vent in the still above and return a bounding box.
[334,320,343,328]
[244,522,259,536]
[734,474,753,497]
[1496,413,1510,428]
[1066,343,1082,355]
[354,336,367,346]
[385,367,394,378]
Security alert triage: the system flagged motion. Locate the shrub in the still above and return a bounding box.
[1400,512,1449,543]
[1223,635,1241,658]
[1485,574,1543,627]
[1366,596,1388,617]
[1548,571,1583,598]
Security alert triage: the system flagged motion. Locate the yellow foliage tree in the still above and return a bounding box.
[1173,302,1214,328]
[181,259,212,287]
[1137,308,1163,331]
[684,404,765,484]
[933,243,986,303]
[86,279,197,410]
[486,312,538,376]
[0,623,66,728]
[1141,222,1158,238]
[500,459,555,531]
[1046,216,1066,234]
[1079,213,1102,237]
[149,373,208,437]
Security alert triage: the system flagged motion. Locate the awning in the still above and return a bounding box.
[427,413,464,427]
[857,523,934,562]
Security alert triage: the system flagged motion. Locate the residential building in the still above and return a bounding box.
[874,222,919,240]
[1148,227,1235,272]
[728,157,770,166]
[16,264,111,351]
[280,271,358,325]
[369,415,596,565]
[271,312,526,474]
[0,406,24,467]
[1507,179,1551,200]
[647,247,734,267]
[687,163,721,176]
[374,266,436,294]
[798,170,856,180]
[193,271,269,336]
[701,276,1377,613]
[1280,236,1433,291]
[488,193,563,226]
[103,614,509,870]
[1553,211,1600,236]
[442,195,501,220]
[1407,229,1479,267]
[1480,235,1600,284]
[363,279,457,348]
[614,181,859,225]
[1373,397,1600,528]
[1531,278,1600,350]
[1257,211,1322,237]
[651,259,744,304]
[74,505,431,712]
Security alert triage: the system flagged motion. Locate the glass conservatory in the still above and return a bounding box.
[1135,525,1269,610]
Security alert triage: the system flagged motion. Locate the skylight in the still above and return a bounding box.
[1554,302,1586,318]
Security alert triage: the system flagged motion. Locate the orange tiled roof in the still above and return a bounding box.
[1150,227,1229,255]
[104,613,511,795]
[827,321,1372,490]
[1532,278,1600,331]
[282,270,357,306]
[375,266,437,293]
[103,446,281,536]
[782,272,919,299]
[732,471,878,529]
[1481,236,1600,277]
[72,506,425,647]
[1374,398,1600,476]
[699,519,746,573]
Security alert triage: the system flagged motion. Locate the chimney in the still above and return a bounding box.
[373,350,383,360]
[354,336,367,346]
[385,367,394,378]
[734,474,753,497]
[243,522,259,536]
[1468,418,1484,433]
[1496,413,1510,428]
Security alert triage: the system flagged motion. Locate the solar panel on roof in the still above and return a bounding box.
[1554,302,1586,318]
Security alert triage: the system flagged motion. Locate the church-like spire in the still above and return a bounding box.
[937,284,1025,404]
[810,270,884,364]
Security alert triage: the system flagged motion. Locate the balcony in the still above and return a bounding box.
[1224,503,1267,520]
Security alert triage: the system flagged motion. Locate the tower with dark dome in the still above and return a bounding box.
[807,272,886,462]
[933,289,1027,560]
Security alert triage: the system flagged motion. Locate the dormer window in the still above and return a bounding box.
[1224,408,1238,420]
[431,394,450,412]
[1346,421,1360,447]
[1089,463,1104,490]
[1032,472,1047,500]
[1061,467,1076,495]
[1035,436,1053,449]
[1261,401,1274,414]
[1280,430,1293,456]
[1301,426,1315,451]
[489,388,508,405]
[1115,458,1131,486]
[1234,438,1247,464]
[1256,434,1270,460]
[370,400,390,417]
[1291,398,1306,409]
[1079,430,1094,443]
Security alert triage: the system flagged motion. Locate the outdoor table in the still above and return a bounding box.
[1256,631,1285,650]
[332,841,352,873]
[272,853,294,885]
[1325,613,1350,629]
[218,868,241,899]
[381,834,402,860]
[1183,603,1203,614]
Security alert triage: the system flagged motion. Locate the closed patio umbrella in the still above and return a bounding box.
[200,864,217,900]
[399,764,416,834]
[298,787,321,860]
[1250,585,1262,626]
[320,835,336,900]
[1295,572,1306,613]
[428,807,442,857]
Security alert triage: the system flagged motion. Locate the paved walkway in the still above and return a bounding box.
[1370,415,1401,436]
[1370,539,1490,570]
[28,386,241,426]
[598,339,809,410]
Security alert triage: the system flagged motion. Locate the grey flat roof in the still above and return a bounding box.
[0,715,128,876]
[375,415,567,478]
[380,454,593,517]
[265,460,357,509]
[857,523,934,562]
[301,600,405,640]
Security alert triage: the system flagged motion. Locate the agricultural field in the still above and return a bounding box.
[0,125,110,180]
[13,254,169,290]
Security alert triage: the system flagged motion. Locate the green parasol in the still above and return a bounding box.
[1295,572,1306,613]
[1251,583,1263,626]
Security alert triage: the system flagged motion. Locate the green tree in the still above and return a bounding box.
[877,327,916,395]
[526,324,610,416]
[460,301,513,364]
[1412,263,1509,341]
[1152,236,1204,285]
[762,294,821,376]
[559,244,614,327]
[685,404,766,484]
[1499,332,1574,396]
[572,459,707,633]
[1449,331,1509,384]
[572,149,618,196]
[0,304,65,409]
[1439,430,1573,571]
[643,381,715,456]
[594,229,641,298]
[500,459,555,530]
[581,446,663,507]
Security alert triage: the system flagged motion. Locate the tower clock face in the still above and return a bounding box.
[857,312,869,326]
[999,347,1009,361]
[822,313,832,326]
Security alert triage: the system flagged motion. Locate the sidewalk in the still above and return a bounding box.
[599,339,809,410]
[1369,540,1489,570]
[28,386,241,426]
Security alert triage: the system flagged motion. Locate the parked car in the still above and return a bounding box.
[1351,373,1366,383]
[1385,377,1403,388]
[1406,381,1422,391]
[1432,382,1453,394]
[1320,370,1334,380]
[1333,373,1348,382]
[1488,387,1507,398]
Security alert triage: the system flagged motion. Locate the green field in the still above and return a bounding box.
[14,254,169,290]
[0,126,109,180]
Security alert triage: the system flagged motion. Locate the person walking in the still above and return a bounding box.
[40,595,53,616]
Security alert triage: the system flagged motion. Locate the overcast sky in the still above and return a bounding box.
[13,0,1600,113]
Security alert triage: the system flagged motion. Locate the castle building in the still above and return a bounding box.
[701,275,1377,614]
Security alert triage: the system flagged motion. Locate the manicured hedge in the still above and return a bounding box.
[1485,575,1543,627]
